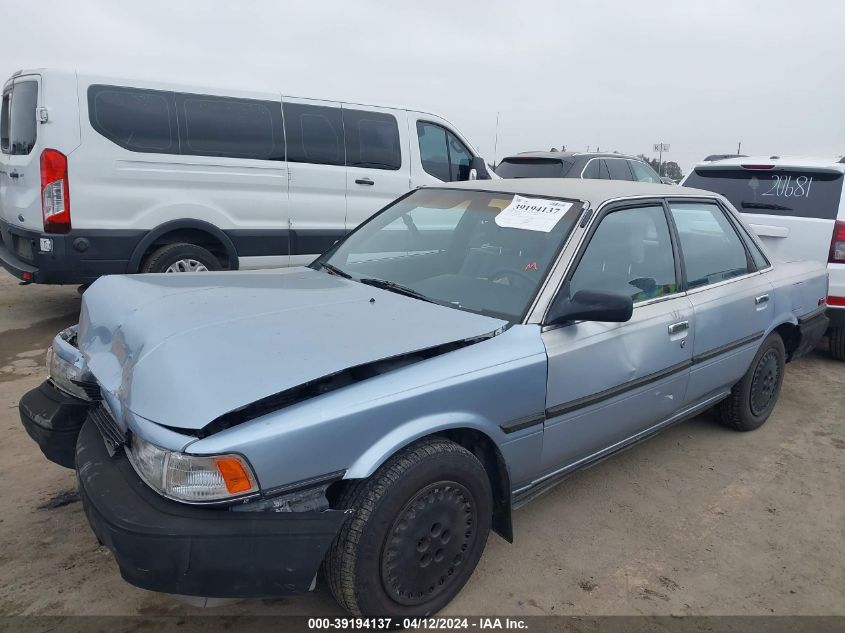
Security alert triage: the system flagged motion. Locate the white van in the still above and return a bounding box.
[0,68,490,284]
[682,155,845,359]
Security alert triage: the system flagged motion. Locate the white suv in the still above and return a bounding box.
[682,155,845,359]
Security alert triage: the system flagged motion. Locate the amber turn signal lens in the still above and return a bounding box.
[215,457,254,494]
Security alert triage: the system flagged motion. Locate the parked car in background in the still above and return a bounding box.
[682,155,845,359]
[0,68,489,285]
[495,151,662,183]
[20,179,828,617]
[660,176,676,185]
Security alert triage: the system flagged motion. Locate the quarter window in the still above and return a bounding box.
[629,160,661,183]
[9,81,39,155]
[669,202,751,288]
[569,205,677,301]
[416,121,473,182]
[581,159,600,179]
[284,103,344,166]
[343,109,401,170]
[179,94,284,160]
[89,85,176,153]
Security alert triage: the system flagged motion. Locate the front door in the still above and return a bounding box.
[540,203,693,475]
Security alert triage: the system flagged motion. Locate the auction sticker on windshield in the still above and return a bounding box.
[495,195,574,232]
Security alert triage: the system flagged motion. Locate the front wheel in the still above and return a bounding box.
[717,332,785,431]
[324,438,492,617]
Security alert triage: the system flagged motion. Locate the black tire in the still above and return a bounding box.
[830,326,845,362]
[140,243,222,274]
[717,332,785,431]
[324,437,492,617]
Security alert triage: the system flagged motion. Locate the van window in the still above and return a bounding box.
[0,90,9,154]
[179,94,284,160]
[448,132,472,181]
[343,109,401,170]
[417,122,450,181]
[284,103,344,166]
[684,168,845,220]
[416,121,473,182]
[9,81,38,155]
[605,158,633,181]
[89,85,177,153]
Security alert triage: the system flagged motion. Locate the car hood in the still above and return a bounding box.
[78,268,506,431]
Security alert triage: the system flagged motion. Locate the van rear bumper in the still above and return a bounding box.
[0,219,144,284]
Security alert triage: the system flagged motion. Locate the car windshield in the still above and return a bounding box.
[313,188,582,321]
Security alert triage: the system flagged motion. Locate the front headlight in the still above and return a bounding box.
[126,434,259,503]
[46,344,94,401]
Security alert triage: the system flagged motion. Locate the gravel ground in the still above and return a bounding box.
[0,272,842,617]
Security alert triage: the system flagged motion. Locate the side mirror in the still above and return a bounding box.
[468,156,491,181]
[546,288,633,325]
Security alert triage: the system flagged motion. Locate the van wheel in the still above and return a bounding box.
[829,326,845,361]
[324,438,492,617]
[717,332,785,431]
[141,243,222,274]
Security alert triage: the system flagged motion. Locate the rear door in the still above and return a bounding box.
[342,105,409,230]
[668,199,774,406]
[683,166,845,263]
[283,98,348,263]
[2,74,43,231]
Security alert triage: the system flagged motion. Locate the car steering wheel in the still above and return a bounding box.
[488,268,537,289]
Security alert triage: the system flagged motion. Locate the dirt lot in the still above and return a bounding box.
[0,271,843,617]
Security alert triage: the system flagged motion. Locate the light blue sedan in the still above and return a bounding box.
[21,179,829,617]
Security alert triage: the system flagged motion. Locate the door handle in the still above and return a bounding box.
[668,321,689,335]
[755,294,770,306]
[8,171,20,179]
[354,178,374,186]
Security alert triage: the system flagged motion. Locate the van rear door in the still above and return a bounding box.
[1,74,43,232]
[683,165,845,263]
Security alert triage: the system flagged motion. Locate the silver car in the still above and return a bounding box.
[20,180,829,617]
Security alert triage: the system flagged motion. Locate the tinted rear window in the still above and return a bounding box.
[605,158,633,181]
[9,81,38,155]
[684,168,844,220]
[89,85,177,153]
[284,103,344,166]
[343,108,400,170]
[495,158,571,178]
[179,94,284,160]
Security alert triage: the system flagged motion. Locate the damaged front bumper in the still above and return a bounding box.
[20,380,349,598]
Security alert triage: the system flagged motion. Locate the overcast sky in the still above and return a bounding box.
[4,0,843,173]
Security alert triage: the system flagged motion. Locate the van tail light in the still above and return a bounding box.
[41,149,71,234]
[830,220,845,265]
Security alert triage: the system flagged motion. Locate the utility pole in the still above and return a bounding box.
[493,112,500,165]
[737,141,742,155]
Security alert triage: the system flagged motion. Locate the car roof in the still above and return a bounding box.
[436,178,717,208]
[693,155,845,171]
[501,151,644,161]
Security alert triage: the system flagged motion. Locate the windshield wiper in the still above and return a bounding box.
[741,201,793,212]
[315,262,351,279]
[359,278,436,304]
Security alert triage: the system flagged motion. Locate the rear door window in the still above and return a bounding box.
[178,94,284,160]
[684,168,844,220]
[496,158,568,178]
[343,108,401,170]
[9,80,38,155]
[284,102,344,166]
[0,89,10,154]
[669,202,751,288]
[605,158,634,181]
[89,85,177,153]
